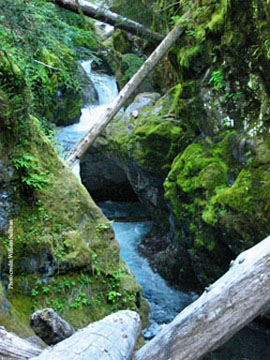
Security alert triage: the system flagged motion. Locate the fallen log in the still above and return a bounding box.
[51,0,163,43]
[0,327,42,359]
[31,310,141,360]
[134,235,270,360]
[66,11,190,166]
[30,308,74,345]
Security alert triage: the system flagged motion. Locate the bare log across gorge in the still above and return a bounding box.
[134,235,270,360]
[51,0,163,43]
[31,310,141,360]
[66,12,190,166]
[0,327,42,359]
[2,237,270,359]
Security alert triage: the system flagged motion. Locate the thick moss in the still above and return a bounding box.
[0,283,34,337]
[164,132,270,287]
[43,87,82,126]
[108,89,200,172]
[0,117,149,334]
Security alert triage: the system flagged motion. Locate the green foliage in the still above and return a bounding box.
[209,70,225,90]
[0,0,99,131]
[13,153,50,191]
[121,53,144,83]
[96,222,112,233]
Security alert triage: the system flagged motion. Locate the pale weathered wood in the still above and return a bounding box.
[51,0,163,42]
[0,328,42,360]
[66,12,189,166]
[30,308,74,345]
[134,235,270,360]
[31,310,141,360]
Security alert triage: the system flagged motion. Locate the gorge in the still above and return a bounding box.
[1,0,270,359]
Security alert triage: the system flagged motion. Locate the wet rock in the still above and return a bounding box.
[77,62,99,107]
[30,308,75,345]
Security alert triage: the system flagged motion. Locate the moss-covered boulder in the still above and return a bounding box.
[164,132,270,287]
[81,90,199,267]
[0,117,149,336]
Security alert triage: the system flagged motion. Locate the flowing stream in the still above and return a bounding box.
[56,59,270,359]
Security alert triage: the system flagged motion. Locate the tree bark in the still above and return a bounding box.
[0,328,42,359]
[51,0,163,42]
[66,13,189,167]
[31,310,141,360]
[134,235,270,360]
[30,308,74,345]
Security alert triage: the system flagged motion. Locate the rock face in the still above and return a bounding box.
[81,92,171,219]
[0,157,17,236]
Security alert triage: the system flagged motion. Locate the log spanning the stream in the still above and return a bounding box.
[51,0,164,43]
[66,11,190,167]
[31,310,141,360]
[0,327,42,359]
[2,237,270,359]
[134,235,270,360]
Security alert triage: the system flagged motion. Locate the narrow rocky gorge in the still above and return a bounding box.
[1,0,270,359]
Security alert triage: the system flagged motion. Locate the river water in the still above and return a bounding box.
[56,60,270,359]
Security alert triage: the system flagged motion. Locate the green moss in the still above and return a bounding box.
[0,283,34,337]
[164,129,270,286]
[0,114,149,331]
[112,30,132,54]
[107,89,199,173]
[0,0,99,129]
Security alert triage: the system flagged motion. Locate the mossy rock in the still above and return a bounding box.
[43,87,82,126]
[0,116,149,333]
[0,283,34,337]
[165,132,270,287]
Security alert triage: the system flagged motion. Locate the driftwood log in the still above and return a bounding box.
[31,310,141,359]
[30,308,74,345]
[51,0,163,43]
[0,327,42,359]
[66,11,189,166]
[134,235,270,360]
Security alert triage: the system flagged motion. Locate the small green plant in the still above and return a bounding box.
[107,290,120,304]
[95,222,112,233]
[69,292,90,308]
[209,70,225,90]
[42,286,50,294]
[31,288,39,297]
[13,153,49,191]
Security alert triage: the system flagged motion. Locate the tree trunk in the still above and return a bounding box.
[51,0,163,43]
[0,328,42,359]
[134,235,270,360]
[2,237,270,359]
[31,310,141,360]
[66,13,189,167]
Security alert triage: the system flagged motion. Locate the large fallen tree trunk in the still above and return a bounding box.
[66,12,189,166]
[2,237,270,359]
[51,0,163,43]
[134,235,270,360]
[0,327,42,359]
[31,310,141,360]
